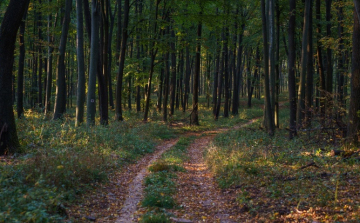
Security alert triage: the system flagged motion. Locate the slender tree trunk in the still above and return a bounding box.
[183,46,191,112]
[337,0,345,117]
[163,53,170,121]
[305,0,314,128]
[115,0,129,121]
[316,0,325,119]
[296,0,311,128]
[191,21,202,125]
[17,10,28,118]
[223,26,230,118]
[53,0,72,120]
[326,0,333,95]
[170,27,177,116]
[232,23,245,115]
[0,0,30,154]
[87,0,99,126]
[212,47,219,115]
[288,0,297,138]
[261,0,275,136]
[75,0,86,126]
[348,5,360,144]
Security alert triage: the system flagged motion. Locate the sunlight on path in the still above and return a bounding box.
[115,139,178,223]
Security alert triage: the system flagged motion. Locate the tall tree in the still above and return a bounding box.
[53,0,72,120]
[288,0,297,138]
[87,0,100,126]
[115,0,130,121]
[17,9,29,118]
[0,0,30,155]
[316,0,326,119]
[76,0,86,126]
[261,0,274,136]
[296,0,311,128]
[348,3,360,144]
[191,16,202,125]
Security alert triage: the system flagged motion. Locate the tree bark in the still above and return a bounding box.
[53,0,72,120]
[0,0,30,155]
[348,5,360,144]
[17,9,28,118]
[296,0,311,128]
[75,0,86,126]
[316,0,325,119]
[87,0,99,126]
[261,0,275,136]
[115,0,129,121]
[191,21,202,125]
[170,27,177,116]
[305,0,314,128]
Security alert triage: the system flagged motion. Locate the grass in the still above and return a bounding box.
[205,105,360,222]
[0,109,176,222]
[139,136,196,223]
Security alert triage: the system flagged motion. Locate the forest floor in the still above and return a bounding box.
[66,119,258,223]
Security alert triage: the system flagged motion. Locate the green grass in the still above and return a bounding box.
[140,136,196,222]
[205,106,360,221]
[0,110,176,222]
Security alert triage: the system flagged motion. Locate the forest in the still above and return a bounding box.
[0,0,360,222]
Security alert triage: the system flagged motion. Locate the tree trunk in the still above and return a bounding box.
[305,0,313,128]
[223,26,230,118]
[261,0,275,136]
[316,0,325,119]
[0,0,30,155]
[75,0,86,126]
[53,0,72,120]
[17,10,28,118]
[326,0,333,95]
[348,5,360,144]
[163,53,170,121]
[296,0,311,128]
[191,21,202,125]
[115,0,129,121]
[288,0,297,138]
[169,27,177,116]
[86,0,99,126]
[337,0,345,117]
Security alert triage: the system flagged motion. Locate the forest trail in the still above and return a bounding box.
[67,119,257,222]
[67,138,179,222]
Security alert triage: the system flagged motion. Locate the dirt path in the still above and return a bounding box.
[67,138,178,222]
[67,119,257,222]
[115,139,178,222]
[170,135,237,223]
[168,120,256,223]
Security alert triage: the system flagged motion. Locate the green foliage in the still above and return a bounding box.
[0,111,176,222]
[140,211,172,223]
[205,107,360,220]
[140,136,195,220]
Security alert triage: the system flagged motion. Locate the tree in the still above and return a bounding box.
[87,0,100,126]
[53,0,72,120]
[0,0,30,155]
[348,3,360,144]
[115,0,130,121]
[75,0,86,126]
[261,0,274,136]
[191,18,202,125]
[288,0,297,138]
[17,9,29,118]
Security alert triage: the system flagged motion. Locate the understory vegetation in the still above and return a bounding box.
[0,109,175,222]
[139,136,196,223]
[205,106,360,222]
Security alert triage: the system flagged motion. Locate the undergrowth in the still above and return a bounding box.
[139,136,195,223]
[205,107,360,222]
[0,111,175,222]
